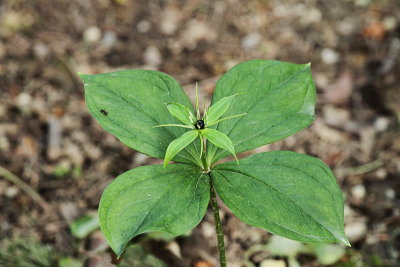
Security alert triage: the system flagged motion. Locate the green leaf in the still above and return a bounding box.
[166,103,196,127]
[310,243,346,265]
[70,214,99,239]
[205,94,238,125]
[202,129,237,162]
[211,151,349,246]
[99,164,210,256]
[79,70,202,167]
[206,60,316,164]
[59,258,83,267]
[164,130,199,167]
[118,244,167,267]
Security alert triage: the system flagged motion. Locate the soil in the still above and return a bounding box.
[0,0,399,266]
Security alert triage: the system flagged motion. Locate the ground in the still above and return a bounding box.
[0,0,399,266]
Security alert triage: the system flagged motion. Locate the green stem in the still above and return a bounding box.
[209,176,227,267]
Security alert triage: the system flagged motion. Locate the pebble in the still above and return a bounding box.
[201,221,215,239]
[260,259,286,267]
[374,117,390,132]
[321,48,340,64]
[182,20,216,48]
[83,26,102,43]
[385,188,396,200]
[345,217,367,242]
[351,184,366,201]
[101,31,117,47]
[59,202,79,223]
[375,168,387,180]
[383,16,397,31]
[47,115,62,160]
[166,241,181,258]
[134,153,149,166]
[144,45,162,68]
[241,32,262,51]
[33,43,50,60]
[355,0,371,7]
[323,105,350,128]
[5,186,19,198]
[16,92,32,111]
[160,8,180,35]
[136,20,152,33]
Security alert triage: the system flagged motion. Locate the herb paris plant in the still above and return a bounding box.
[79,59,350,265]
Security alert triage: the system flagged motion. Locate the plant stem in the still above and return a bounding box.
[209,176,227,267]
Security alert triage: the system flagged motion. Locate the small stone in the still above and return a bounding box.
[137,20,152,33]
[101,31,117,47]
[83,26,102,43]
[45,223,59,234]
[144,45,162,68]
[16,92,32,110]
[355,0,371,7]
[5,186,19,198]
[33,43,50,59]
[166,241,181,258]
[134,153,149,166]
[383,16,397,31]
[201,221,215,238]
[181,20,216,48]
[345,217,367,242]
[375,168,387,180]
[323,105,350,128]
[385,188,396,200]
[241,32,262,51]
[160,8,181,35]
[351,184,366,201]
[321,48,340,64]
[374,117,390,132]
[47,115,62,160]
[260,259,286,267]
[59,202,79,223]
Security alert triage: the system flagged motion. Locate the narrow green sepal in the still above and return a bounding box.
[205,94,240,126]
[203,128,238,163]
[166,103,196,126]
[164,130,199,167]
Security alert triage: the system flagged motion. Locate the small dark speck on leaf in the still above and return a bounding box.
[100,109,108,116]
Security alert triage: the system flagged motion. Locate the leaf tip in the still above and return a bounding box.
[77,72,90,80]
[339,236,351,247]
[332,231,350,247]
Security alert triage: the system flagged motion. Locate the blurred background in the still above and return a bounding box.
[0,0,399,266]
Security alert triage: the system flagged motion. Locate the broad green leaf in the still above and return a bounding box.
[205,94,237,125]
[202,129,237,162]
[211,151,349,246]
[99,164,210,256]
[80,70,202,167]
[118,244,167,267]
[164,130,199,167]
[70,214,99,239]
[206,60,316,164]
[59,258,83,267]
[166,103,196,127]
[310,244,346,265]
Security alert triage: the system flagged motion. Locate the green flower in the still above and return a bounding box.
[154,83,245,168]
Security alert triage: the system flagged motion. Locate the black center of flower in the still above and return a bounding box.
[195,119,205,129]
